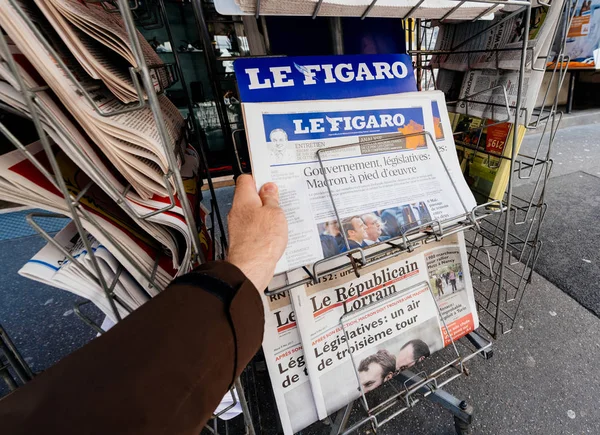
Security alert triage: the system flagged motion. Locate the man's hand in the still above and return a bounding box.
[226,174,288,291]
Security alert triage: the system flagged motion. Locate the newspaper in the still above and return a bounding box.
[433,2,563,72]
[260,284,319,434]
[0,141,178,292]
[232,0,503,20]
[243,91,476,274]
[455,69,544,123]
[235,55,476,274]
[455,69,501,120]
[290,233,477,417]
[470,17,519,70]
[0,0,214,321]
[0,60,181,262]
[0,6,209,269]
[42,0,169,90]
[0,0,184,200]
[499,1,567,70]
[432,20,511,71]
[0,67,201,272]
[18,222,149,322]
[435,69,463,109]
[34,0,140,103]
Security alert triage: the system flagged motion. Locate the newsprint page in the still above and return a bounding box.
[235,55,479,431]
[259,288,318,434]
[291,233,478,418]
[236,54,476,274]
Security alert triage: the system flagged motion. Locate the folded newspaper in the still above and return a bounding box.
[290,232,477,417]
[0,0,184,200]
[0,140,177,291]
[36,0,170,100]
[235,55,476,275]
[19,222,149,322]
[0,18,207,271]
[432,1,565,72]
[260,287,319,434]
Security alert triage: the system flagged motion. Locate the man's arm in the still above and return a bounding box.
[0,175,288,435]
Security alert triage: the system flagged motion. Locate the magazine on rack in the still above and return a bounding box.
[451,114,527,203]
[290,232,477,417]
[235,54,476,274]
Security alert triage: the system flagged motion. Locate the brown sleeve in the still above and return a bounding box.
[0,261,264,435]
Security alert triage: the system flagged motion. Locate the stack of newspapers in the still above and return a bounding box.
[0,0,210,321]
[434,0,566,203]
[234,54,483,433]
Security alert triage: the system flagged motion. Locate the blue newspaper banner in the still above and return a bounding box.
[234,54,417,103]
[263,107,425,142]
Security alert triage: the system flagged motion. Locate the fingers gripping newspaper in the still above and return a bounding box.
[291,233,478,418]
[235,55,477,275]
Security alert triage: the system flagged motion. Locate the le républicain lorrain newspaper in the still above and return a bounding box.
[291,233,478,418]
[243,90,476,274]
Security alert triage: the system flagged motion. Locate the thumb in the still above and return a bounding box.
[259,182,280,208]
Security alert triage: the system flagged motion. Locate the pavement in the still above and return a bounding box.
[1,122,600,433]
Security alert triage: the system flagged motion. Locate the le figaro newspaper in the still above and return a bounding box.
[292,232,478,418]
[234,54,476,275]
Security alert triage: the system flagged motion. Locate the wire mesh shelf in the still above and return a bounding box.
[0,0,575,433]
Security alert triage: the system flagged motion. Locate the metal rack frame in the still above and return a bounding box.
[0,324,34,393]
[226,0,572,433]
[407,0,575,338]
[0,0,573,433]
[0,0,234,311]
[332,280,492,435]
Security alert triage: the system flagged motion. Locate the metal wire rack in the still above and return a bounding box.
[0,0,574,433]
[0,0,245,431]
[229,0,572,433]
